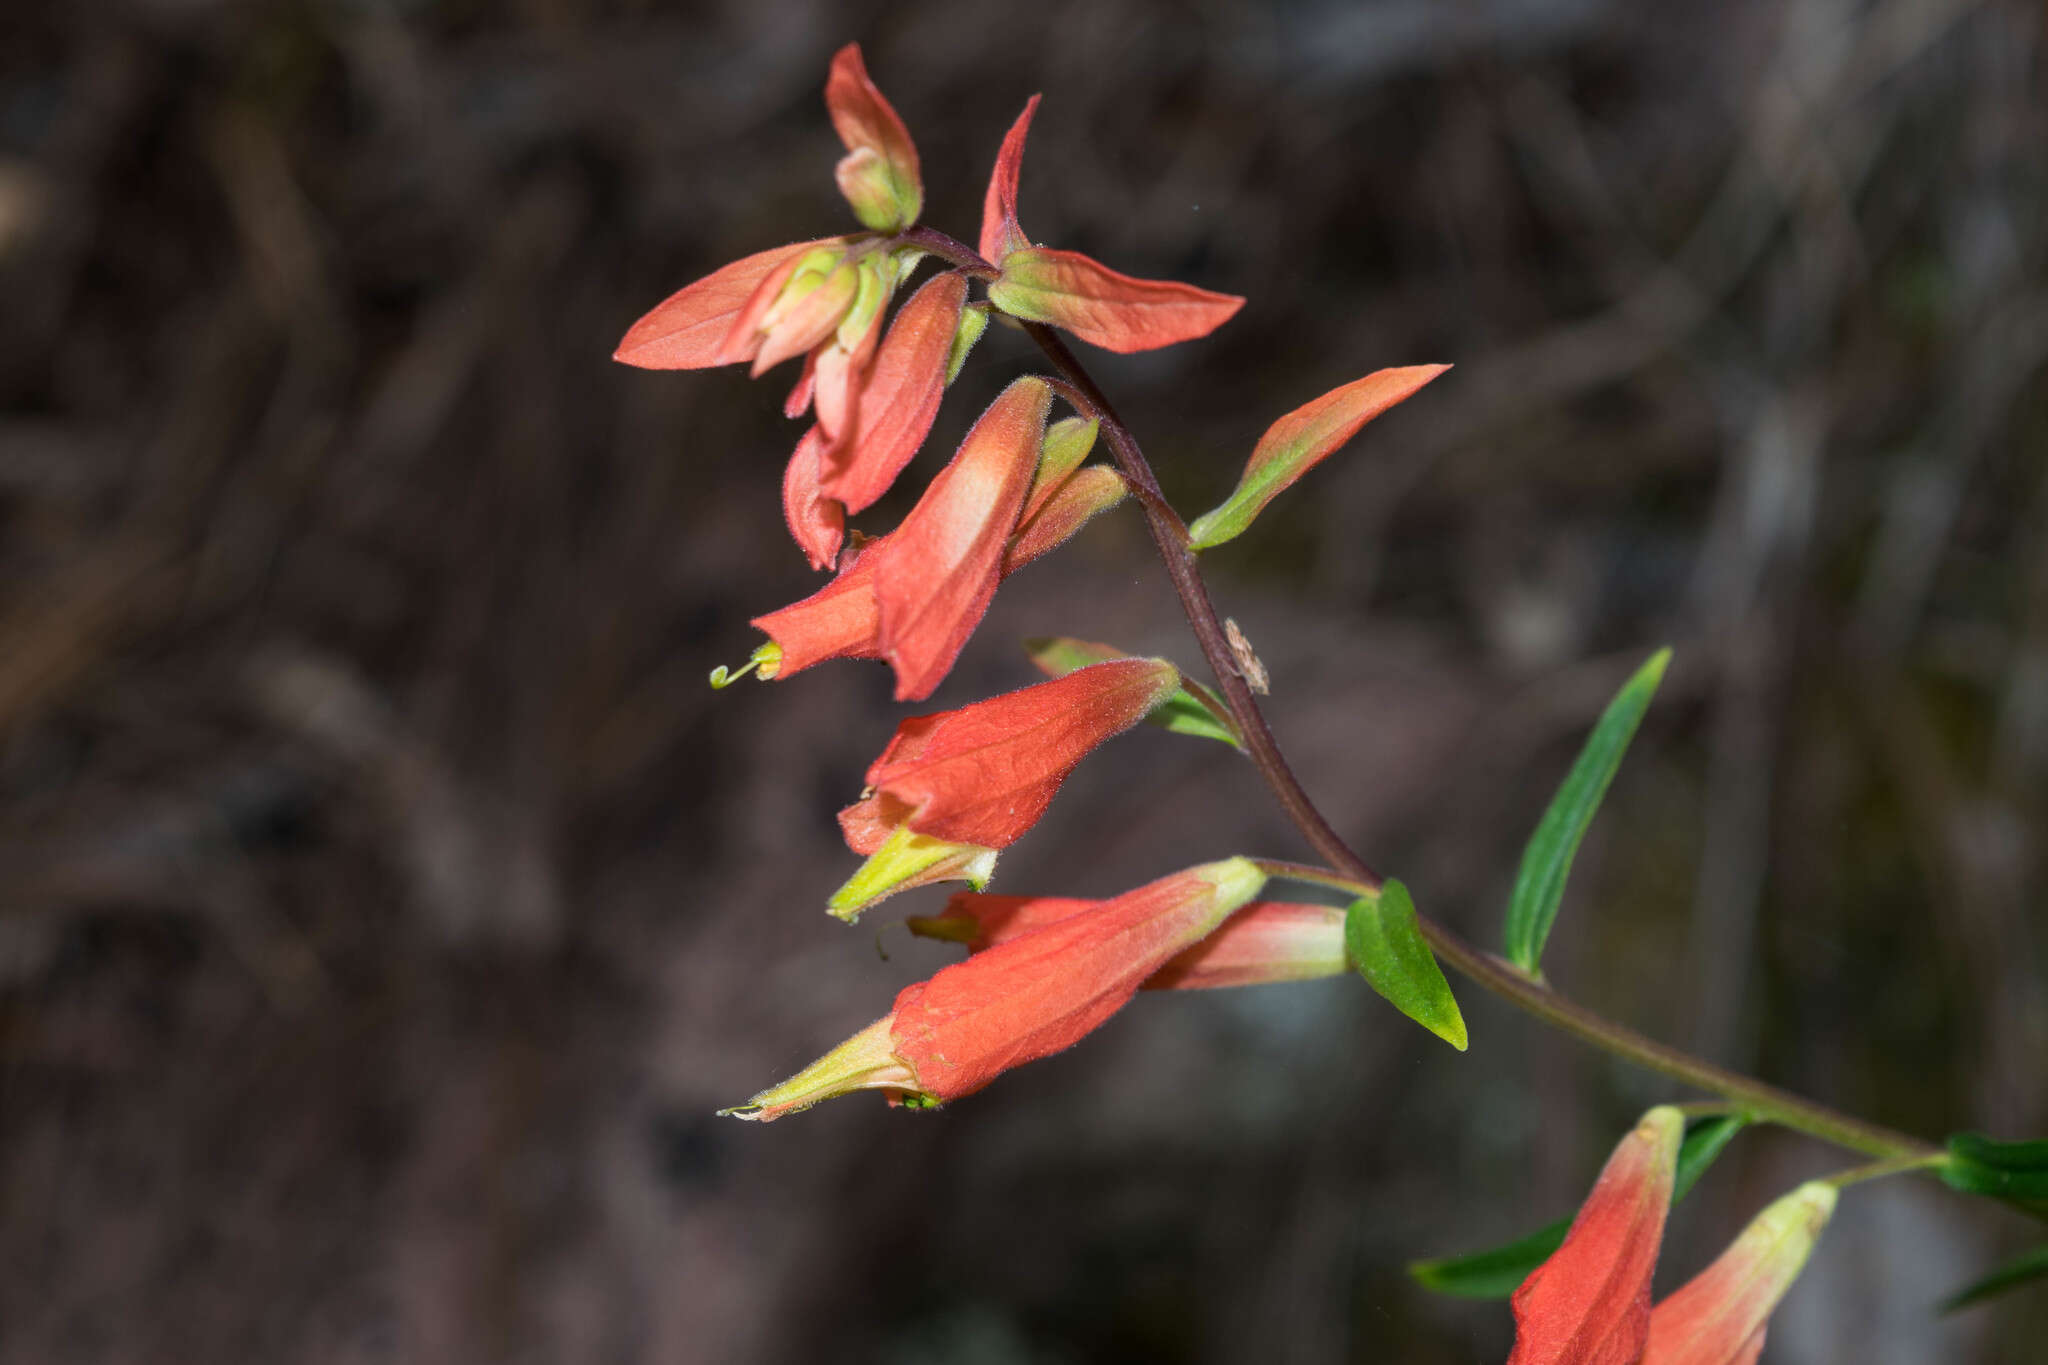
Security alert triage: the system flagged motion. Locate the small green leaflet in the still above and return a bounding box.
[1941,1242,2048,1313]
[1409,1114,1748,1299]
[1940,1133,2048,1201]
[1024,637,1245,749]
[1344,880,1466,1051]
[1503,649,1670,975]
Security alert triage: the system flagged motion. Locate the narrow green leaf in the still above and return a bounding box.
[1941,1133,2048,1201]
[1408,1114,1748,1300]
[1503,649,1670,974]
[1024,637,1245,750]
[1673,1114,1747,1200]
[1941,1243,2048,1313]
[1186,366,1449,550]
[1344,881,1466,1051]
[1409,1219,1568,1299]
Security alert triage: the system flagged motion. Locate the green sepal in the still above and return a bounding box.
[826,826,997,923]
[1035,415,1100,489]
[1344,880,1466,1051]
[1408,1114,1749,1299]
[1941,1242,2048,1313]
[1941,1133,2048,1201]
[945,303,990,385]
[1502,648,1670,975]
[1023,637,1245,750]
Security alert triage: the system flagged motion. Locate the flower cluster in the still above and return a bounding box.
[1507,1108,1839,1365]
[617,46,1442,1116]
[613,44,1966,1363]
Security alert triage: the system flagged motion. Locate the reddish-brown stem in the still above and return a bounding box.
[904,224,1934,1161]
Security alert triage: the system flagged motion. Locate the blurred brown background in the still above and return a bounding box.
[2,0,2044,1361]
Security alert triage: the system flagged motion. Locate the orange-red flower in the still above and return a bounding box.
[829,658,1180,918]
[747,379,1126,697]
[911,894,1349,991]
[614,45,967,567]
[1642,1183,1837,1365]
[729,858,1268,1119]
[815,270,968,514]
[1509,1107,1684,1365]
[979,97,1243,353]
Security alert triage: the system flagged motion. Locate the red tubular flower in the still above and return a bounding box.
[815,270,969,515]
[1641,1183,1837,1365]
[867,375,1048,698]
[748,400,1125,690]
[729,858,1268,1119]
[829,658,1181,918]
[978,98,1243,353]
[1508,1106,1685,1365]
[911,894,1349,991]
[752,476,1128,682]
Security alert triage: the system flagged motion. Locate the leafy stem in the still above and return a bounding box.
[900,224,1940,1164]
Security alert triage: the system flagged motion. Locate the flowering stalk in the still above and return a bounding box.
[612,42,2042,1353]
[906,226,1939,1161]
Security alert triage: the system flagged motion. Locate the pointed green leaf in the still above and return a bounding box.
[1409,1114,1749,1299]
[1345,880,1466,1050]
[1941,1242,2048,1313]
[1024,637,1245,750]
[1503,649,1670,974]
[945,302,990,385]
[1186,366,1448,550]
[1672,1114,1747,1200]
[1409,1218,1569,1299]
[1942,1133,2048,1201]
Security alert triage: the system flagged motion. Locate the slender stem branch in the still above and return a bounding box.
[1255,863,1931,1158]
[1823,1153,1951,1189]
[907,224,1937,1163]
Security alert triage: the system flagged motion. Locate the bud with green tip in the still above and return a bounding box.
[1642,1182,1838,1365]
[731,859,1267,1120]
[1187,366,1449,550]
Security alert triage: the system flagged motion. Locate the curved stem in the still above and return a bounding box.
[1824,1152,1951,1189]
[907,225,1936,1162]
[1257,856,1932,1159]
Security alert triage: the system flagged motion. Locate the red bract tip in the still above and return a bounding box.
[989,247,1244,354]
[826,44,923,233]
[979,95,1040,265]
[1508,1107,1685,1365]
[613,238,845,370]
